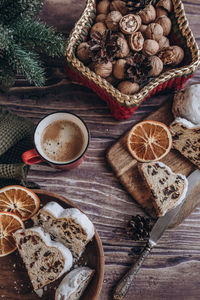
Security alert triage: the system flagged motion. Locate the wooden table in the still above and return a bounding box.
[0,1,200,299]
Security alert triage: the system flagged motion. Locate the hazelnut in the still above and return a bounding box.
[158,36,170,50]
[139,24,147,34]
[119,14,141,34]
[90,22,106,36]
[156,0,172,13]
[96,14,107,23]
[139,4,156,24]
[105,11,122,31]
[76,42,90,62]
[156,7,168,17]
[129,32,144,52]
[116,37,130,58]
[97,0,110,14]
[117,81,139,94]
[110,1,127,15]
[113,59,126,79]
[142,39,159,56]
[155,16,172,36]
[158,46,184,66]
[145,23,163,41]
[94,61,113,78]
[149,56,163,76]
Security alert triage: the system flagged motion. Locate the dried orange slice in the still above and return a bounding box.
[0,212,24,257]
[0,185,40,221]
[127,120,172,162]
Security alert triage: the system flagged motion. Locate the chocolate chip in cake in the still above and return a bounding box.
[44,251,51,257]
[40,266,46,272]
[172,192,180,199]
[30,262,35,268]
[152,169,157,176]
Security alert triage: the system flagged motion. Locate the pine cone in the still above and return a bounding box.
[125,53,152,84]
[124,0,152,13]
[88,30,120,64]
[126,214,155,241]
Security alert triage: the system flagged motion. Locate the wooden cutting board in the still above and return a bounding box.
[107,99,200,228]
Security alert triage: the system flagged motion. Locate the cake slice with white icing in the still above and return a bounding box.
[55,267,95,300]
[13,227,73,291]
[32,202,95,259]
[138,162,188,216]
[170,117,200,169]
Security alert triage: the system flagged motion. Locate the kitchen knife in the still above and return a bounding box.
[113,203,183,300]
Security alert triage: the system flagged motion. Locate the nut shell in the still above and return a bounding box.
[156,0,172,13]
[139,4,156,24]
[97,0,110,14]
[156,15,172,36]
[110,1,127,15]
[149,56,163,76]
[117,81,140,94]
[105,11,123,31]
[158,36,170,50]
[94,61,113,78]
[90,22,106,36]
[145,23,163,41]
[142,39,159,56]
[96,14,107,23]
[158,46,184,66]
[156,7,168,17]
[113,59,126,79]
[129,32,144,52]
[116,37,130,58]
[76,42,90,62]
[119,14,141,34]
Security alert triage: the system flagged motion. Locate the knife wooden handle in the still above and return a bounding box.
[113,243,153,300]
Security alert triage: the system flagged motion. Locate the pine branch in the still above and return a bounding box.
[14,17,66,57]
[0,24,13,51]
[0,0,44,24]
[7,44,45,86]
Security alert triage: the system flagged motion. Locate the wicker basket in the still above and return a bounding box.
[65,0,200,120]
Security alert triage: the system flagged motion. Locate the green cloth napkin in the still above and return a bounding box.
[0,107,39,188]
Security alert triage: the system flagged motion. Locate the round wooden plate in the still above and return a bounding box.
[0,190,104,300]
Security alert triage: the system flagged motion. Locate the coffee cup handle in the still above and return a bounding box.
[22,148,44,165]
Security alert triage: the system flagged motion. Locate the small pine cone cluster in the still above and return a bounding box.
[76,0,184,95]
[126,215,155,241]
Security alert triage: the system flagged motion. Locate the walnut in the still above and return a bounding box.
[149,56,163,76]
[145,23,163,42]
[90,22,106,36]
[158,46,184,66]
[76,42,90,62]
[119,14,141,35]
[142,39,159,56]
[116,37,130,58]
[158,36,170,50]
[156,0,172,13]
[139,24,147,34]
[105,11,122,31]
[113,59,126,79]
[156,16,172,36]
[94,61,113,78]
[97,0,110,14]
[139,4,156,24]
[96,14,107,23]
[110,1,127,15]
[129,32,144,52]
[156,7,168,17]
[117,81,140,94]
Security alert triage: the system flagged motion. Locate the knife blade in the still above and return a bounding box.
[113,200,185,300]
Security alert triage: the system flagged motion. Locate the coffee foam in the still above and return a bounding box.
[41,120,84,162]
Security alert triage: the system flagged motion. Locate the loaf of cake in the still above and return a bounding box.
[138,162,188,216]
[13,227,73,291]
[55,267,95,300]
[32,202,95,259]
[170,117,200,169]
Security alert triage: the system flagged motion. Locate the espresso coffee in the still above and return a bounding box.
[41,120,84,162]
